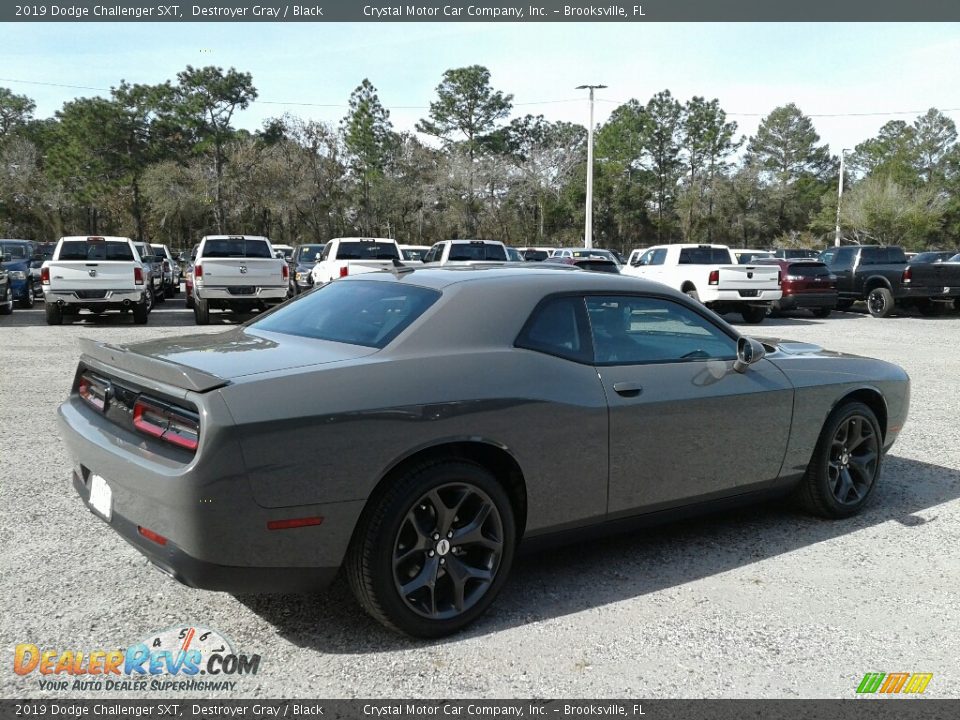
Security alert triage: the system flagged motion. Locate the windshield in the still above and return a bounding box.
[912,251,951,264]
[571,249,617,262]
[59,240,134,261]
[337,241,400,260]
[0,243,30,260]
[202,238,273,258]
[447,243,507,261]
[296,244,326,263]
[523,250,548,261]
[251,280,440,348]
[401,248,427,261]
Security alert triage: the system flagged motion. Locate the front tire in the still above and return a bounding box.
[794,401,882,518]
[18,282,35,309]
[346,460,516,638]
[866,287,894,318]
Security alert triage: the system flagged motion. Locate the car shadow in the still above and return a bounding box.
[236,455,960,653]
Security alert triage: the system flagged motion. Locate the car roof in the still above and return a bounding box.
[201,235,270,241]
[60,235,132,242]
[339,264,673,294]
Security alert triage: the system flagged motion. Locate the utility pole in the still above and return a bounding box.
[834,148,851,248]
[576,84,606,249]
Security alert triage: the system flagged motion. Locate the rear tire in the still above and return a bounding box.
[794,402,882,518]
[346,460,516,638]
[44,302,62,325]
[812,307,832,319]
[741,306,767,324]
[133,300,149,324]
[194,296,210,325]
[866,287,894,318]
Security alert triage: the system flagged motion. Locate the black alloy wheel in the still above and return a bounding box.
[795,401,883,518]
[826,414,879,507]
[347,460,516,637]
[392,483,505,621]
[0,286,13,315]
[866,287,894,318]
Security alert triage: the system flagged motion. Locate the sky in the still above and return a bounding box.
[4,22,960,154]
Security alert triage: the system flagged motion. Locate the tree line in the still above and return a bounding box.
[0,65,958,253]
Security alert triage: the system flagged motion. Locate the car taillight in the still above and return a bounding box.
[708,270,719,285]
[282,263,289,280]
[339,266,349,278]
[194,264,203,278]
[902,266,912,284]
[137,526,168,546]
[78,373,108,412]
[133,397,200,452]
[134,267,144,285]
[41,266,50,285]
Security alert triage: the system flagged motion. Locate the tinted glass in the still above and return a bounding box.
[570,249,616,261]
[402,248,427,261]
[252,280,439,348]
[523,250,548,261]
[884,247,907,263]
[586,296,736,365]
[447,243,507,261]
[0,243,30,260]
[296,244,326,262]
[787,262,830,277]
[202,239,272,258]
[573,259,620,273]
[150,244,169,258]
[516,296,590,363]
[337,241,400,260]
[59,240,134,261]
[678,247,733,264]
[737,252,772,264]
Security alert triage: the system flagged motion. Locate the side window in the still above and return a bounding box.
[636,250,653,266]
[516,296,592,363]
[860,248,880,265]
[650,249,667,265]
[586,295,737,365]
[320,244,331,261]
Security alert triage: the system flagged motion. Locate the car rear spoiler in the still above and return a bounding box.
[78,338,228,393]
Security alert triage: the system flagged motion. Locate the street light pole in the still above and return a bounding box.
[577,84,606,249]
[834,148,851,248]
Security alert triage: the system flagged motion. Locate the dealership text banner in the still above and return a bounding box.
[5,0,960,22]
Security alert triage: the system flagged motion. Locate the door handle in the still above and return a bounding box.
[613,382,643,397]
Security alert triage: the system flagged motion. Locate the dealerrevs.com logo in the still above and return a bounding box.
[14,626,261,692]
[856,672,933,695]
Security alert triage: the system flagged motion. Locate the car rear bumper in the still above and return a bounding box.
[706,289,783,303]
[44,289,147,307]
[900,286,960,300]
[59,397,360,593]
[776,292,838,310]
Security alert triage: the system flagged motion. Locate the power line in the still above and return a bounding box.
[4,75,958,120]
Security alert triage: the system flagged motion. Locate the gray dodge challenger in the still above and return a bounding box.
[60,266,910,637]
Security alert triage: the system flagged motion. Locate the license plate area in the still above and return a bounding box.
[228,286,257,295]
[738,289,759,298]
[88,474,113,520]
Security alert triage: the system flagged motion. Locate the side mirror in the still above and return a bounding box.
[733,336,766,373]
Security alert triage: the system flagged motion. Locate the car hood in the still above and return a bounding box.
[119,328,379,383]
[1,259,30,271]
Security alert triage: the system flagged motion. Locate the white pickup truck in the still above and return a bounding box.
[622,243,782,323]
[310,238,401,285]
[192,235,289,325]
[41,235,153,325]
[421,239,508,264]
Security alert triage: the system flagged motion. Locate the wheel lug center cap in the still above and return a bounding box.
[435,539,451,556]
[841,452,850,465]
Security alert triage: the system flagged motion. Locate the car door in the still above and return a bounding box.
[584,294,794,515]
[822,247,857,297]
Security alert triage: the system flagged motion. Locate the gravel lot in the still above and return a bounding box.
[1,296,958,699]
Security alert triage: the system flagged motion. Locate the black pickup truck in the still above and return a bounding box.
[820,245,960,317]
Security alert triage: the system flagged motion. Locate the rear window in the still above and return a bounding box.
[571,249,616,261]
[678,247,733,264]
[150,245,168,257]
[0,243,30,260]
[250,280,440,348]
[337,241,400,260]
[202,239,273,258]
[447,243,507,261]
[523,250,548,261]
[787,262,830,277]
[574,259,620,273]
[58,240,134,262]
